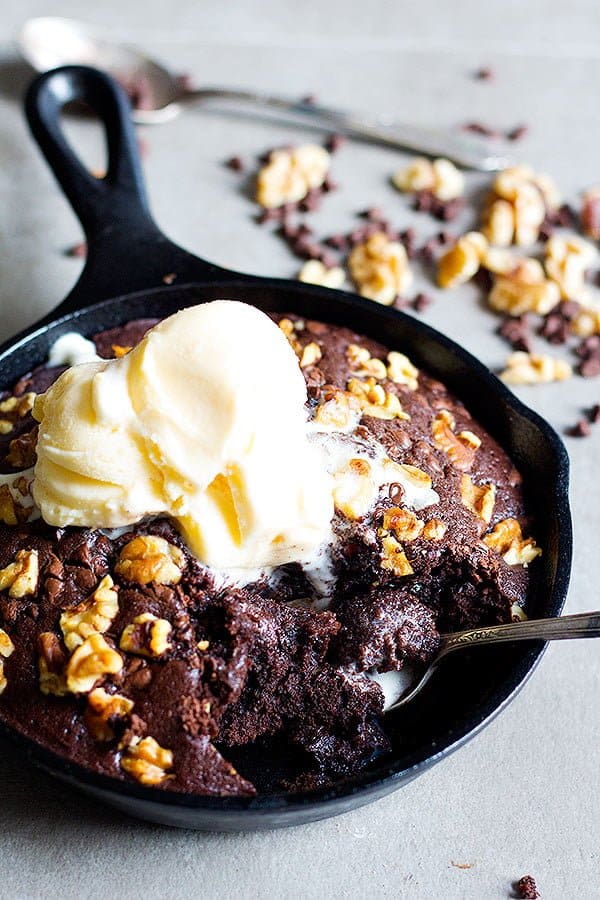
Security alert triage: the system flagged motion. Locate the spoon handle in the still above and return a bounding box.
[441,611,600,655]
[178,87,510,172]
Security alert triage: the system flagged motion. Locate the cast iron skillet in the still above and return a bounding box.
[0,65,571,831]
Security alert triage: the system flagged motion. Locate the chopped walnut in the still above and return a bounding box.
[333,458,377,521]
[386,351,419,390]
[278,316,302,355]
[313,387,362,432]
[348,232,413,305]
[256,144,330,208]
[571,304,600,338]
[500,351,572,385]
[0,392,35,418]
[382,507,424,541]
[65,633,123,694]
[0,486,17,526]
[482,165,554,247]
[544,234,597,300]
[60,575,119,652]
[0,420,13,435]
[115,535,184,586]
[120,613,172,658]
[38,632,68,697]
[0,549,39,598]
[489,266,560,317]
[431,410,478,471]
[346,344,387,379]
[483,198,515,247]
[392,156,464,200]
[85,687,134,741]
[460,474,496,523]
[121,735,174,786]
[5,427,37,469]
[347,377,410,421]
[483,518,542,565]
[299,341,322,368]
[438,231,488,289]
[0,628,15,696]
[380,534,414,577]
[298,259,345,289]
[0,628,15,658]
[422,518,447,540]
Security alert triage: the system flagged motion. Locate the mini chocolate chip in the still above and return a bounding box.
[225,155,244,171]
[589,404,600,423]
[65,241,87,258]
[474,66,494,81]
[506,124,529,141]
[567,418,592,437]
[322,176,338,193]
[325,234,349,251]
[412,292,432,312]
[461,121,501,139]
[326,133,347,153]
[579,356,600,378]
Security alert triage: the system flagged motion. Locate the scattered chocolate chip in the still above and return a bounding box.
[388,483,405,503]
[474,66,495,81]
[548,203,576,229]
[581,192,600,240]
[506,124,529,142]
[438,198,464,222]
[360,207,385,222]
[65,241,87,258]
[538,312,568,345]
[560,300,581,320]
[498,316,532,353]
[325,233,349,251]
[412,292,432,312]
[514,875,540,899]
[225,155,244,171]
[257,207,284,225]
[319,250,339,269]
[280,221,300,241]
[300,94,317,105]
[461,121,501,139]
[413,190,435,213]
[322,176,338,193]
[419,239,438,265]
[300,188,323,213]
[393,296,410,310]
[538,217,555,242]
[162,272,177,285]
[567,418,591,437]
[575,334,600,358]
[589,403,600,423]
[325,133,347,153]
[579,356,600,378]
[436,230,453,245]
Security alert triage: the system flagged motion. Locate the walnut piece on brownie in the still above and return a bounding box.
[65,633,123,694]
[60,575,119,651]
[484,518,541,565]
[120,613,172,658]
[0,549,39,598]
[431,409,479,471]
[460,474,496,523]
[85,687,134,742]
[120,735,174,785]
[115,535,184,586]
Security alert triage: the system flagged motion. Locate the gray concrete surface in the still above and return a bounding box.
[0,2,598,898]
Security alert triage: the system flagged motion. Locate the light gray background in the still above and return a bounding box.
[0,2,598,898]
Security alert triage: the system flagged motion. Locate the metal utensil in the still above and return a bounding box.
[18,16,510,171]
[386,611,600,712]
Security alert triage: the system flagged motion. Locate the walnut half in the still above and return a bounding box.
[60,575,119,651]
[0,549,39,598]
[120,613,172,658]
[116,535,184,586]
[120,736,174,786]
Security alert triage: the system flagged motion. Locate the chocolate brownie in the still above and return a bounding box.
[0,313,540,796]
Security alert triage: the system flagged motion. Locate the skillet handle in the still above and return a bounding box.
[25,65,227,316]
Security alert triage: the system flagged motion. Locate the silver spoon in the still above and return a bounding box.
[385,610,600,712]
[18,16,511,172]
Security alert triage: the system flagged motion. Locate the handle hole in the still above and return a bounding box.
[59,105,109,180]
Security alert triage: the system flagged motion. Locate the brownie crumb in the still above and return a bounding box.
[514,874,540,899]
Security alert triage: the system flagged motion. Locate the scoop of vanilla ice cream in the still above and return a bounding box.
[33,301,333,571]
